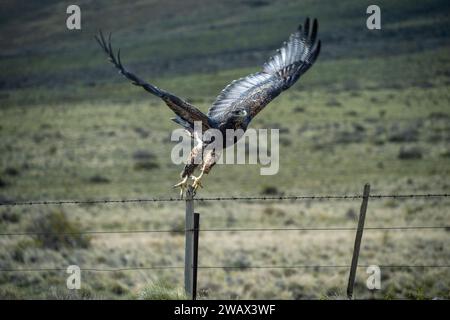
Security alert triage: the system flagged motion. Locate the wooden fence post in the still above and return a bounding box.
[184,186,194,298]
[347,183,371,299]
[192,213,200,300]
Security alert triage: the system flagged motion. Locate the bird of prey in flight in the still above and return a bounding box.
[96,18,321,197]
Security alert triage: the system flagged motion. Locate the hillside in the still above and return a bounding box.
[0,0,449,300]
[1,0,449,105]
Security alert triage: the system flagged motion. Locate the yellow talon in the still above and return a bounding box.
[191,172,204,192]
[173,176,189,199]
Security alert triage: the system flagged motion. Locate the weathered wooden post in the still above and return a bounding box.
[347,183,371,299]
[184,186,194,298]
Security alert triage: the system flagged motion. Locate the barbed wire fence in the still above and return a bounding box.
[0,184,449,299]
[0,193,448,206]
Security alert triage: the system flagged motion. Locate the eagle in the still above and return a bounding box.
[96,18,321,197]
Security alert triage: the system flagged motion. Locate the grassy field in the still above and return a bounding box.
[0,0,449,299]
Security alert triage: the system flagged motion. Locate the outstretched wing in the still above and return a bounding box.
[207,18,321,123]
[96,31,210,132]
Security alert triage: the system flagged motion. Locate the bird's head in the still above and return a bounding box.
[231,108,248,119]
[230,108,251,129]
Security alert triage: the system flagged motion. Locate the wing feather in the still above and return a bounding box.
[207,18,321,123]
[96,31,210,131]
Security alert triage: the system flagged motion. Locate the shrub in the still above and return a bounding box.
[132,150,159,170]
[345,111,358,117]
[398,147,423,160]
[388,127,419,143]
[110,282,129,296]
[229,253,252,269]
[46,286,99,300]
[333,129,365,144]
[168,217,185,236]
[134,127,150,138]
[11,240,33,263]
[1,210,20,223]
[133,161,159,170]
[139,281,187,300]
[30,209,91,250]
[428,112,450,119]
[4,167,19,176]
[325,98,342,107]
[439,149,450,158]
[0,178,7,188]
[263,206,286,217]
[279,137,292,146]
[261,185,281,196]
[0,286,22,299]
[346,208,357,220]
[89,175,110,184]
[132,150,156,161]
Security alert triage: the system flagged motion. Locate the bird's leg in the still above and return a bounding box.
[173,175,189,199]
[191,170,204,192]
[190,147,217,193]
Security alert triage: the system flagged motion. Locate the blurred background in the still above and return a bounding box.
[0,0,449,299]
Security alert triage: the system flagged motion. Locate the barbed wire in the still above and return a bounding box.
[0,225,448,236]
[0,264,448,272]
[194,194,450,201]
[197,265,450,270]
[0,193,448,206]
[0,198,180,206]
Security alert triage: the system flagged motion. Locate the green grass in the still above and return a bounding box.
[139,281,187,300]
[0,0,449,299]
